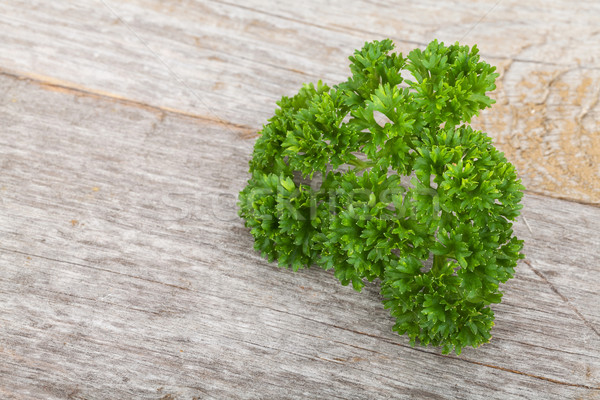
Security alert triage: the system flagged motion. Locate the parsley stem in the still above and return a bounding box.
[432,254,446,276]
[348,157,375,171]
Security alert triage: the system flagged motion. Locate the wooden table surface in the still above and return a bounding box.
[1,1,599,399]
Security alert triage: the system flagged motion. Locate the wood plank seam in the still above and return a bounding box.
[492,336,599,360]
[4,68,598,207]
[456,0,503,41]
[460,358,600,391]
[97,0,245,140]
[264,305,600,390]
[207,0,600,70]
[0,246,191,292]
[523,189,599,208]
[524,259,600,339]
[0,69,255,138]
[2,242,596,391]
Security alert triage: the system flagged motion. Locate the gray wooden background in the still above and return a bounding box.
[1,1,599,399]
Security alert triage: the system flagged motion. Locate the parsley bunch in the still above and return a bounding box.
[238,39,524,354]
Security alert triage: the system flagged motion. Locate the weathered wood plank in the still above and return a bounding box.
[1,72,599,399]
[0,0,598,203]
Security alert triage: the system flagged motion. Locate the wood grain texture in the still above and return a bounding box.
[1,67,600,399]
[0,0,598,203]
[1,1,600,399]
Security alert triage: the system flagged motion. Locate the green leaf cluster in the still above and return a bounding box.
[238,39,524,355]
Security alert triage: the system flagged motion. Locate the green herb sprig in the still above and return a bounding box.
[238,39,524,355]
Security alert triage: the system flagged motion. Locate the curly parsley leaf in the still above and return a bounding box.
[238,39,524,355]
